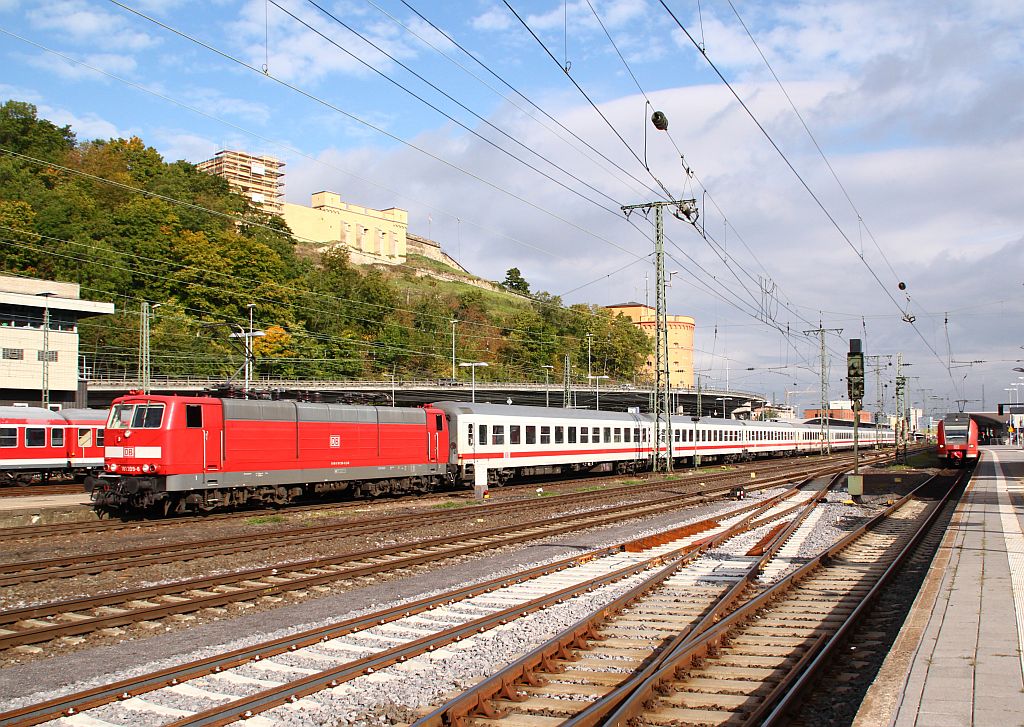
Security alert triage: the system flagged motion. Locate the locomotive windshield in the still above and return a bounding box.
[107,403,165,429]
[944,425,969,443]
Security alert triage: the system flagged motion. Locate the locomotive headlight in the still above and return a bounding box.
[124,430,132,438]
[108,463,118,472]
[141,464,151,473]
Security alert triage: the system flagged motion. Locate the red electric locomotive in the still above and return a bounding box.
[937,412,978,465]
[0,406,106,484]
[92,394,452,514]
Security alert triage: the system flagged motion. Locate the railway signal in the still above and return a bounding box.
[847,339,865,497]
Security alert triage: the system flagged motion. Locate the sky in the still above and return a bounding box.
[1,0,1023,416]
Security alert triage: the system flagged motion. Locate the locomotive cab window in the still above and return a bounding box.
[185,405,203,429]
[0,428,15,447]
[51,427,64,447]
[25,427,45,448]
[108,403,165,429]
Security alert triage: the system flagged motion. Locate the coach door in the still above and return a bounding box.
[426,412,444,463]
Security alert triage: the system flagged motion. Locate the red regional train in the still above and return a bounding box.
[936,412,978,465]
[0,406,107,485]
[93,393,894,515]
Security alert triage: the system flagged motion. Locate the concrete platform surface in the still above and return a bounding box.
[0,491,95,526]
[870,446,1024,727]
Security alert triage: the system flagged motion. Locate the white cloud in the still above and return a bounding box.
[23,51,138,80]
[39,104,126,140]
[471,6,512,32]
[26,0,158,51]
[149,130,221,164]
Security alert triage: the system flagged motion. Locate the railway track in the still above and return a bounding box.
[0,483,83,498]
[0,463,837,652]
[0,450,895,541]
[0,455,883,586]
[415,467,965,727]
[0,466,829,726]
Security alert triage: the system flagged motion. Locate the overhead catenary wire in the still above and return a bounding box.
[655,0,956,385]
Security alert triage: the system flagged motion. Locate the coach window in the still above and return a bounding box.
[540,426,551,444]
[510,425,521,445]
[568,426,577,443]
[478,425,487,444]
[614,428,622,443]
[492,426,505,445]
[580,427,589,444]
[635,428,642,442]
[603,427,611,443]
[524,426,535,444]
[78,428,93,448]
[0,428,15,447]
[96,429,104,446]
[467,424,474,446]
[185,405,203,428]
[554,426,564,444]
[51,427,64,447]
[25,428,45,448]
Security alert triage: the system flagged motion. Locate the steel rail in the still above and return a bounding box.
[0,538,666,727]
[0,459,833,581]
[596,470,959,727]
[0,467,831,649]
[0,448,894,541]
[411,472,843,727]
[0,456,880,586]
[756,461,975,725]
[0,487,797,727]
[160,473,820,726]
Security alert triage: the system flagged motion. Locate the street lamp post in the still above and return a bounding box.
[245,303,256,394]
[585,333,595,380]
[542,365,554,407]
[459,362,488,402]
[450,319,458,380]
[587,374,610,410]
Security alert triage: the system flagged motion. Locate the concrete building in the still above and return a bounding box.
[605,302,695,389]
[0,275,115,407]
[196,150,284,215]
[282,191,408,265]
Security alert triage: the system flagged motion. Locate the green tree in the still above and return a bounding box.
[503,267,530,294]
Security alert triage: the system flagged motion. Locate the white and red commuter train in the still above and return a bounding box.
[936,412,978,465]
[0,406,107,484]
[92,394,894,515]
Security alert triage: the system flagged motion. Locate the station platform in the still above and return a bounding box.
[0,491,95,527]
[857,446,1024,727]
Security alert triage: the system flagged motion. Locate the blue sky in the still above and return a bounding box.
[2,0,1023,414]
